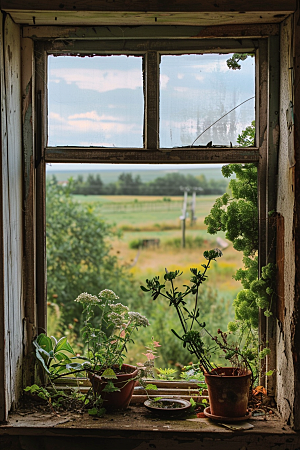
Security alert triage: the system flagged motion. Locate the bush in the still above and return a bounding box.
[129,239,142,249]
[46,178,140,336]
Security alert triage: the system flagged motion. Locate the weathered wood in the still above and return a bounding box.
[47,38,256,54]
[0,406,299,450]
[0,11,6,425]
[7,11,293,27]
[292,4,300,431]
[45,147,260,164]
[257,39,268,388]
[22,24,280,40]
[276,214,285,328]
[35,42,47,335]
[145,51,159,149]
[0,14,24,422]
[1,0,296,13]
[266,34,280,397]
[21,36,37,387]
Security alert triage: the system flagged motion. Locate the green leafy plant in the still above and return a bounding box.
[204,122,276,377]
[33,333,85,378]
[141,249,252,375]
[226,53,254,71]
[157,368,177,380]
[29,289,150,415]
[74,289,150,376]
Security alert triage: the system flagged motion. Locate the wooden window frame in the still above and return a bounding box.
[30,30,279,391]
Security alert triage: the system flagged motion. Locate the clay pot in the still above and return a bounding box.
[204,367,252,418]
[88,364,138,410]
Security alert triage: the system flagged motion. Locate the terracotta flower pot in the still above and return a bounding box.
[204,367,252,418]
[88,364,138,410]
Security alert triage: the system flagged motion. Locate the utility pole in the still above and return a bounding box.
[180,186,203,247]
[179,187,189,248]
[190,187,203,225]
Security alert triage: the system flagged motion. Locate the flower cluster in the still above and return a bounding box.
[74,292,100,305]
[73,289,150,375]
[98,289,119,301]
[128,311,150,327]
[109,303,129,314]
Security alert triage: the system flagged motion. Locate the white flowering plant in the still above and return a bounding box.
[74,289,149,377]
[33,289,149,381]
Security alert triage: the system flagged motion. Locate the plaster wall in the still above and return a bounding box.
[276,15,296,426]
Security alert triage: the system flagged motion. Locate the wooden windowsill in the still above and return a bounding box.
[0,403,299,444]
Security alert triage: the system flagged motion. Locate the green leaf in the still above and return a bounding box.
[36,334,53,353]
[55,352,72,362]
[88,407,106,417]
[145,384,158,391]
[24,384,40,393]
[266,370,274,376]
[102,381,120,393]
[101,368,118,379]
[189,398,196,407]
[140,286,150,292]
[35,348,51,374]
[54,337,76,356]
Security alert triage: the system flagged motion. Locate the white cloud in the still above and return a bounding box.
[49,68,142,93]
[177,73,184,80]
[160,74,170,89]
[68,111,121,122]
[191,60,228,73]
[195,75,204,82]
[174,87,189,93]
[49,111,139,135]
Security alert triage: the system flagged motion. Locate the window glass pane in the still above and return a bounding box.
[48,55,144,147]
[159,54,255,148]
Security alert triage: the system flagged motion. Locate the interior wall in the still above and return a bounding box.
[0,12,24,422]
[276,14,296,427]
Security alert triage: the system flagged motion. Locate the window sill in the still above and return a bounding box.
[0,404,298,450]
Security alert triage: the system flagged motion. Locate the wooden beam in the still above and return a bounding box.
[265,35,280,397]
[257,39,268,388]
[46,38,256,54]
[21,35,37,386]
[1,0,296,13]
[45,147,259,164]
[35,42,47,335]
[0,10,6,424]
[23,24,279,40]
[292,5,300,431]
[145,52,159,150]
[8,11,293,27]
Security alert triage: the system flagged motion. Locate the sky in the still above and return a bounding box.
[47,53,255,172]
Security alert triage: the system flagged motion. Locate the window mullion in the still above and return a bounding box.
[145,51,159,150]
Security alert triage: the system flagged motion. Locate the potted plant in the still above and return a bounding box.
[141,249,253,420]
[33,289,150,412]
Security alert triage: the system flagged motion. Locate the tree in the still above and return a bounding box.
[46,178,136,334]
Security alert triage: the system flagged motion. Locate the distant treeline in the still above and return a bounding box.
[62,172,228,196]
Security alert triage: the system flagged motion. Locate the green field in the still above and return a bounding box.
[47,190,244,367]
[73,193,242,290]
